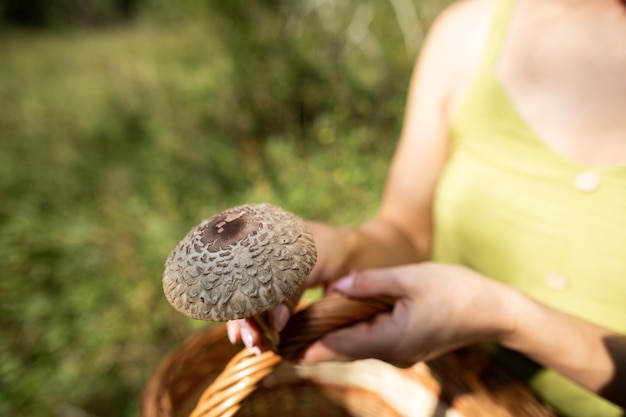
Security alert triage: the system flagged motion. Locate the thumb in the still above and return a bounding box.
[331,268,407,299]
[301,312,397,363]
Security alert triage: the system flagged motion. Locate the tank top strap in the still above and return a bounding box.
[480,0,517,73]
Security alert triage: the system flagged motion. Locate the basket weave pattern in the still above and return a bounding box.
[141,293,557,417]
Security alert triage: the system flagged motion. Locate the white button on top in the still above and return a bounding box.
[574,171,600,193]
[545,272,569,291]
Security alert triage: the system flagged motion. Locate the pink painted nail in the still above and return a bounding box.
[240,326,254,348]
[227,323,238,344]
[330,273,355,293]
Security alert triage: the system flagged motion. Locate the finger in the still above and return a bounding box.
[226,320,240,344]
[227,319,261,347]
[272,303,291,332]
[332,268,408,299]
[240,318,262,349]
[271,283,304,333]
[300,312,397,363]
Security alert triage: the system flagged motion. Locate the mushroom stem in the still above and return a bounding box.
[254,311,280,350]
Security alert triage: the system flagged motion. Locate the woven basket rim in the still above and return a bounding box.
[141,294,558,417]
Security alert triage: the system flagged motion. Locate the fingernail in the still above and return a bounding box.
[252,346,262,356]
[273,304,290,332]
[240,326,254,348]
[331,273,355,293]
[227,323,238,344]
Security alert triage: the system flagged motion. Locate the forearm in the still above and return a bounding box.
[501,292,626,407]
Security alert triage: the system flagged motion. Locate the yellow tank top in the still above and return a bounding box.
[431,0,626,415]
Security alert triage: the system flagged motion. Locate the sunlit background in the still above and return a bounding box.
[0,1,450,415]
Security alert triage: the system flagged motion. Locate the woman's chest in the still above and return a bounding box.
[497,0,626,167]
[432,141,626,331]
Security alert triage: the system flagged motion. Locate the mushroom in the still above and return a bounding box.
[162,203,317,347]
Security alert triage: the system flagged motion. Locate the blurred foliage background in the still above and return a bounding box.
[0,0,450,416]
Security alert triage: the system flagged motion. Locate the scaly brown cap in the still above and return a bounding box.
[162,203,317,322]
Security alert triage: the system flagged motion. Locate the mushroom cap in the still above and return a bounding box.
[162,203,317,322]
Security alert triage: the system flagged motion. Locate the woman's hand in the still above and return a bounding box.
[226,221,353,351]
[226,216,429,351]
[300,262,626,409]
[301,262,521,367]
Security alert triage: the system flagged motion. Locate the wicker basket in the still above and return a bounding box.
[140,293,557,417]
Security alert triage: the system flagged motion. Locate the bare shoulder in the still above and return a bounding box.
[425,0,494,52]
[432,0,494,30]
[417,0,497,113]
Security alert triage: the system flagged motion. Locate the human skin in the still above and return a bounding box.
[228,0,626,407]
[300,264,626,408]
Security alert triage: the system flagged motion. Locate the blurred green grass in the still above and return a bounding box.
[0,2,449,416]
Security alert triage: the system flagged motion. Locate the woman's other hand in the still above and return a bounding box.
[301,262,520,367]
